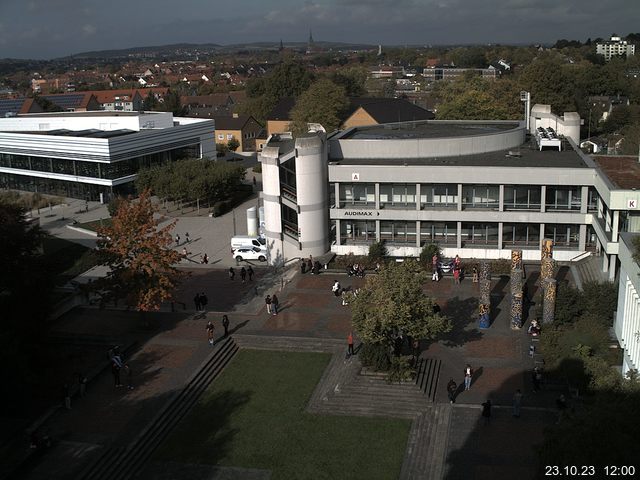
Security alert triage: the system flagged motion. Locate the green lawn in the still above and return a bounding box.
[75,217,112,232]
[157,350,411,480]
[42,236,100,285]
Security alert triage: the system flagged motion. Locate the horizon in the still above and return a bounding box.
[0,0,638,60]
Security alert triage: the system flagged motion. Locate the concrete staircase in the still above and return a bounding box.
[77,337,239,480]
[414,358,442,402]
[399,404,452,480]
[570,254,608,290]
[233,334,344,353]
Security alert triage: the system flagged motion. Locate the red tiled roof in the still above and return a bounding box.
[593,156,640,189]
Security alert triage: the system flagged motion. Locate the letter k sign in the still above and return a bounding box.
[628,199,637,209]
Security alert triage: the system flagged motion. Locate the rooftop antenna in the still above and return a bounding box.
[520,91,531,133]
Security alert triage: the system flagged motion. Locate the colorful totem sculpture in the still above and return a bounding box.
[543,278,557,324]
[510,250,524,329]
[479,261,491,328]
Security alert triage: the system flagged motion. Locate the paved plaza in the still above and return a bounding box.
[6,174,568,480]
[7,260,566,480]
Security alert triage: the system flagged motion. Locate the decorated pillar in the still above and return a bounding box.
[543,278,557,324]
[511,249,523,271]
[479,261,491,328]
[541,257,556,284]
[541,238,553,259]
[511,267,524,329]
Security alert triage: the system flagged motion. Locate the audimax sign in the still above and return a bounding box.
[344,211,380,216]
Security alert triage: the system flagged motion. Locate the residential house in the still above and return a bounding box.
[213,114,263,152]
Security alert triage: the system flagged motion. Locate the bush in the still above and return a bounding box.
[419,243,441,269]
[386,355,415,383]
[368,240,387,261]
[107,196,127,217]
[252,163,262,174]
[334,253,374,269]
[465,258,512,276]
[360,343,391,371]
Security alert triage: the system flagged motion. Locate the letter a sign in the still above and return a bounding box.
[352,173,360,181]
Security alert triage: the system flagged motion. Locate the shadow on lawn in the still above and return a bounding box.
[154,389,252,467]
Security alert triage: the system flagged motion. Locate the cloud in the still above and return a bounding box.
[82,24,97,35]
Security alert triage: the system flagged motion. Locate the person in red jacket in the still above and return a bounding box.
[347,332,354,356]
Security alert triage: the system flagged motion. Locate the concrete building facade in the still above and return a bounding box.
[259,105,640,282]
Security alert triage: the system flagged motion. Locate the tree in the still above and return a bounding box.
[350,260,451,347]
[435,75,522,120]
[0,201,53,409]
[290,78,349,133]
[227,138,240,152]
[95,190,184,314]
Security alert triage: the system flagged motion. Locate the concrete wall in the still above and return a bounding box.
[615,233,640,375]
[295,134,329,257]
[330,122,525,159]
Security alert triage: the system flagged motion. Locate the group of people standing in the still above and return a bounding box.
[264,294,280,315]
[193,292,208,312]
[300,256,322,275]
[206,315,231,345]
[229,266,254,282]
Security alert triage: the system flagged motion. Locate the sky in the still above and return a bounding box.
[0,0,638,59]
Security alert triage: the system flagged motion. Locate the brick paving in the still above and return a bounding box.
[12,264,567,480]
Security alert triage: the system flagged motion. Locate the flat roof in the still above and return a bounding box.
[9,128,137,138]
[341,121,520,140]
[330,138,588,169]
[16,111,160,118]
[592,156,640,189]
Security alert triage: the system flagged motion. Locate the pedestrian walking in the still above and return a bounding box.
[222,314,230,337]
[265,295,272,314]
[271,294,279,315]
[464,364,473,390]
[78,373,87,397]
[472,266,479,283]
[175,234,180,246]
[111,359,122,387]
[123,364,134,390]
[453,267,460,285]
[253,176,257,187]
[194,293,202,311]
[301,258,306,274]
[513,389,523,417]
[240,267,247,283]
[332,280,341,297]
[201,253,209,264]
[307,258,313,273]
[481,399,492,425]
[228,267,235,280]
[247,266,254,281]
[206,321,215,345]
[532,367,542,392]
[347,332,355,356]
[185,232,190,243]
[200,293,208,311]
[447,378,457,404]
[63,384,72,410]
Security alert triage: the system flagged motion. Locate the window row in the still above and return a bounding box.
[339,220,587,248]
[0,146,199,180]
[332,183,598,212]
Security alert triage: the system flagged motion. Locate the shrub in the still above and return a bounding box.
[334,253,374,269]
[252,163,262,173]
[368,240,387,261]
[107,196,127,217]
[359,343,391,371]
[386,355,415,383]
[419,243,441,269]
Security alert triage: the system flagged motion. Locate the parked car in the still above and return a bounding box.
[233,246,267,262]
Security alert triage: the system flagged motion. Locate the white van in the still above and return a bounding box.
[231,235,266,251]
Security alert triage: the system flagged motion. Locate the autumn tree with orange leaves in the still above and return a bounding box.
[95,190,185,314]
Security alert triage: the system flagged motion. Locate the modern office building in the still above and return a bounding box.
[0,111,215,201]
[596,35,636,61]
[614,233,640,375]
[260,104,640,283]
